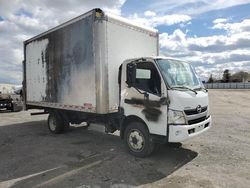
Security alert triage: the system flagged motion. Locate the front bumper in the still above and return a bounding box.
[0,103,11,109]
[168,116,211,142]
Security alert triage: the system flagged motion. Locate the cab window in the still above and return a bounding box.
[134,61,161,96]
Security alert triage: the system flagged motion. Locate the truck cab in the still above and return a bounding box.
[119,57,211,156]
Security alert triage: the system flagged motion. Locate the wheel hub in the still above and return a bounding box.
[49,116,57,131]
[131,136,138,145]
[128,129,144,151]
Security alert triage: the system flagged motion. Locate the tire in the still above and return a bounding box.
[124,121,155,157]
[63,119,70,130]
[11,104,15,112]
[48,113,65,134]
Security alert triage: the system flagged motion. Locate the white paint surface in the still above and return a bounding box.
[26,39,48,102]
[0,167,59,188]
[119,59,168,136]
[106,20,158,112]
[60,66,96,107]
[106,12,158,33]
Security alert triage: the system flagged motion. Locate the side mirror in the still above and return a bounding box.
[126,63,136,87]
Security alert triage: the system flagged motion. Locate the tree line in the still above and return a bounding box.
[207,70,250,83]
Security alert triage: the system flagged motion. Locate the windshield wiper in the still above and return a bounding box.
[194,87,208,93]
[171,86,197,94]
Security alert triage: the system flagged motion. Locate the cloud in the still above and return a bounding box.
[0,0,126,84]
[213,18,228,24]
[213,19,250,34]
[147,0,250,15]
[144,10,156,17]
[129,13,191,28]
[1,0,250,84]
[159,18,250,79]
[188,32,250,53]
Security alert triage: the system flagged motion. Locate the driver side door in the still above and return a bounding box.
[120,60,168,136]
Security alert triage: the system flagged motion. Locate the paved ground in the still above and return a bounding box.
[0,90,249,188]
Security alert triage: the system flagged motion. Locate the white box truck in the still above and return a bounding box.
[23,9,211,157]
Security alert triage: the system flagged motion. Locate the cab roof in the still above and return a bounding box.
[124,56,186,63]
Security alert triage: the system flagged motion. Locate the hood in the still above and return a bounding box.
[168,90,208,111]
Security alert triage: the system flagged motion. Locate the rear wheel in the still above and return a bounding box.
[48,113,65,134]
[124,122,155,157]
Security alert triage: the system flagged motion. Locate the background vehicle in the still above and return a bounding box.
[0,92,14,111]
[0,91,22,112]
[23,9,211,157]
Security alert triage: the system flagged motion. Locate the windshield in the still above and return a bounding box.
[156,59,202,89]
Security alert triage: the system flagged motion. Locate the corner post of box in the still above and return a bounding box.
[22,42,27,110]
[156,32,160,56]
[93,9,109,114]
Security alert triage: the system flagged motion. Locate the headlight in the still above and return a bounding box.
[168,109,186,125]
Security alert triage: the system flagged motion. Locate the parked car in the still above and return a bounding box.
[0,89,22,112]
[0,92,14,111]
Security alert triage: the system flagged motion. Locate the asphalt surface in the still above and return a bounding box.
[0,89,250,188]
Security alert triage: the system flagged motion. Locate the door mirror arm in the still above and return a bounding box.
[133,86,149,100]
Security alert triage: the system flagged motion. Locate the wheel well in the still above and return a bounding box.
[48,109,69,123]
[120,115,148,139]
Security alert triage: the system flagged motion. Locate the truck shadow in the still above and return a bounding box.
[0,120,197,188]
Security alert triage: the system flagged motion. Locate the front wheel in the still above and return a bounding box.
[124,122,155,157]
[48,113,65,134]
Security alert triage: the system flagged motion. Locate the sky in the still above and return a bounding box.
[0,0,250,84]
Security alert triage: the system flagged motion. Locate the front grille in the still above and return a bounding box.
[184,106,207,116]
[188,116,207,125]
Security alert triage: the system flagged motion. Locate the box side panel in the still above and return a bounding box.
[25,14,96,111]
[106,21,158,112]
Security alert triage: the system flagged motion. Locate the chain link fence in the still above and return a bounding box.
[204,82,250,89]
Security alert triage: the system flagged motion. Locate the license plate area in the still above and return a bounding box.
[196,124,204,132]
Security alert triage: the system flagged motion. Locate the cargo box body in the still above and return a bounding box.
[23,9,158,114]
